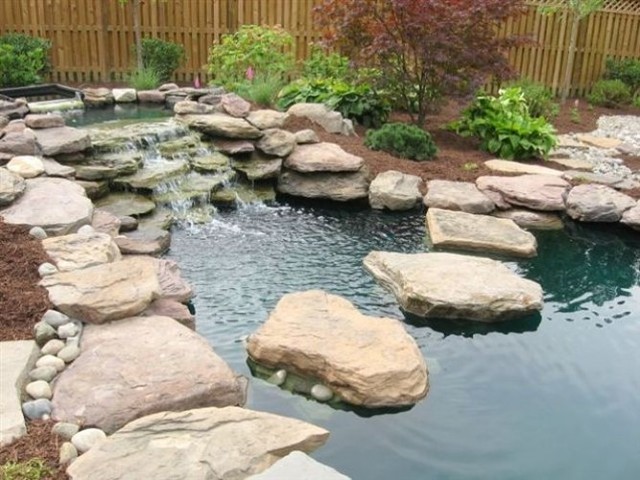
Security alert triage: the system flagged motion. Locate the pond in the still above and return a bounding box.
[165,202,640,480]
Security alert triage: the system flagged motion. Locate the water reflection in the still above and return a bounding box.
[404,311,543,337]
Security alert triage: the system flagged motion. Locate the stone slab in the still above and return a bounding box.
[249,451,351,480]
[484,159,563,176]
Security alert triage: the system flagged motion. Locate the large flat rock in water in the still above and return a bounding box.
[426,208,537,258]
[424,180,495,214]
[277,168,370,202]
[39,257,161,324]
[247,290,428,407]
[0,178,93,235]
[53,317,246,434]
[363,251,543,322]
[66,406,328,480]
[476,175,570,211]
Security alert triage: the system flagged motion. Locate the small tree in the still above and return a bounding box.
[540,0,604,102]
[315,0,528,125]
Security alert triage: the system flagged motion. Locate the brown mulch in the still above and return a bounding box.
[0,218,53,341]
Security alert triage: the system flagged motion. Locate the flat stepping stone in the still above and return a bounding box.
[363,251,543,322]
[576,133,622,150]
[233,153,283,181]
[115,227,171,256]
[95,192,156,218]
[66,407,328,480]
[40,257,162,324]
[476,175,570,211]
[42,232,121,271]
[191,152,230,173]
[556,134,589,149]
[424,180,494,214]
[247,290,428,407]
[549,157,593,170]
[0,178,93,235]
[284,142,363,173]
[369,170,423,211]
[0,341,39,447]
[493,209,563,230]
[561,170,625,187]
[484,159,563,176]
[565,184,636,222]
[249,451,350,480]
[426,208,537,258]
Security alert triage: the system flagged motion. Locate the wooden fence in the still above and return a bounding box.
[1,0,639,96]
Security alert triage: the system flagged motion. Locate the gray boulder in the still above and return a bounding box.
[424,180,495,214]
[369,170,422,211]
[363,251,543,322]
[34,127,91,156]
[277,168,371,202]
[42,232,121,271]
[0,168,26,206]
[256,129,297,157]
[476,175,570,211]
[285,142,363,173]
[565,184,636,222]
[621,201,640,231]
[247,110,289,130]
[180,113,262,139]
[288,103,354,135]
[249,451,351,480]
[25,114,65,129]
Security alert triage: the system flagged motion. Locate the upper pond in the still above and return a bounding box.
[166,202,640,480]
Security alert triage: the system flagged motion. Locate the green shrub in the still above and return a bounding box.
[508,78,559,120]
[587,79,632,107]
[364,122,437,161]
[634,94,640,108]
[236,75,285,107]
[450,87,557,160]
[277,78,390,127]
[127,67,161,90]
[302,45,351,80]
[1,459,52,480]
[604,57,640,95]
[208,25,294,90]
[0,33,51,87]
[138,37,185,82]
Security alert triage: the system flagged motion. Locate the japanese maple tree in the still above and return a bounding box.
[315,0,528,125]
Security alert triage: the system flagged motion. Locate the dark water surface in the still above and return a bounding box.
[166,201,640,480]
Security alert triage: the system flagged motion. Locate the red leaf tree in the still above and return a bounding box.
[315,0,528,125]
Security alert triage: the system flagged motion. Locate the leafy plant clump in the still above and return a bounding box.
[236,75,284,108]
[604,57,640,96]
[450,87,557,160]
[508,78,559,120]
[277,78,390,127]
[208,25,294,90]
[364,122,437,161]
[1,458,52,480]
[138,37,185,82]
[0,33,51,87]
[127,66,161,90]
[587,79,632,108]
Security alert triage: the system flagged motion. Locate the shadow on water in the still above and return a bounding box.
[403,310,543,337]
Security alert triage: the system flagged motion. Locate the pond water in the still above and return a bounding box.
[165,202,640,480]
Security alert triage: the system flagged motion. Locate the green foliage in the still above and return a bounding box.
[538,0,603,19]
[450,87,557,160]
[508,78,559,120]
[1,459,52,480]
[604,57,640,95]
[587,79,632,107]
[208,25,294,90]
[364,122,437,161]
[633,94,640,108]
[302,45,351,80]
[0,33,51,87]
[127,67,161,90]
[236,75,285,108]
[277,78,390,127]
[570,106,581,124]
[138,37,184,82]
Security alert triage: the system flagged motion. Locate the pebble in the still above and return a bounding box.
[42,309,71,328]
[58,344,81,363]
[310,384,333,402]
[34,321,57,346]
[25,380,52,400]
[59,442,78,465]
[29,226,47,239]
[65,335,81,347]
[38,262,58,277]
[267,369,287,386]
[53,422,80,440]
[77,225,96,236]
[58,322,80,339]
[36,354,66,372]
[41,338,65,356]
[22,398,53,420]
[29,365,58,382]
[71,428,107,453]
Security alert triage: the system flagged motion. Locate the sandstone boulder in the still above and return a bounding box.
[426,208,537,258]
[95,192,156,217]
[221,93,251,118]
[248,290,428,407]
[369,170,422,211]
[0,130,38,160]
[364,251,543,322]
[191,152,230,173]
[41,158,75,178]
[247,110,289,130]
[42,232,121,272]
[424,180,495,214]
[476,175,570,211]
[0,168,26,206]
[112,160,189,190]
[213,139,255,155]
[180,113,262,139]
[233,152,282,181]
[112,88,137,103]
[0,178,93,235]
[256,129,297,157]
[484,159,563,176]
[285,143,363,173]
[24,114,65,129]
[39,257,161,324]
[492,209,563,230]
[115,227,171,256]
[277,168,370,202]
[66,406,328,480]
[288,103,354,135]
[91,209,122,237]
[83,88,114,107]
[52,317,246,434]
[565,184,636,222]
[249,451,350,480]
[173,100,216,115]
[621,202,640,231]
[34,127,91,156]
[136,90,166,103]
[141,298,195,330]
